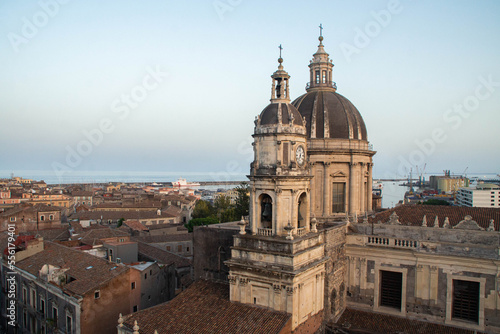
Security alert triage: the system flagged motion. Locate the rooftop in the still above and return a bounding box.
[121,280,290,334]
[16,241,129,296]
[333,308,485,334]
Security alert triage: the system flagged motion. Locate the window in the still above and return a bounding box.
[52,305,58,322]
[332,183,346,213]
[94,290,100,299]
[40,298,45,314]
[49,214,54,220]
[66,314,72,334]
[23,287,27,303]
[10,217,16,222]
[178,245,182,252]
[40,215,45,221]
[133,305,138,312]
[150,269,152,275]
[144,273,147,279]
[166,246,171,251]
[187,246,190,252]
[30,289,36,308]
[452,280,480,323]
[380,270,403,310]
[23,310,27,328]
[322,70,326,83]
[131,282,136,290]
[315,70,320,84]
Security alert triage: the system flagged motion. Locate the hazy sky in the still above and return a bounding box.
[1,0,499,180]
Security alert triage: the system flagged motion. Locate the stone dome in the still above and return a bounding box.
[292,90,367,140]
[259,102,304,127]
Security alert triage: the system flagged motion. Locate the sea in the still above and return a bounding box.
[1,170,498,210]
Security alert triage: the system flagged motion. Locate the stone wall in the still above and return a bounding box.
[322,223,347,322]
[193,225,239,282]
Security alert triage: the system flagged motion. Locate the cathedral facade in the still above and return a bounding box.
[226,30,500,334]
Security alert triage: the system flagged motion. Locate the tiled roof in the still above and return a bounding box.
[136,241,191,268]
[20,228,71,241]
[0,203,62,217]
[70,210,176,221]
[123,220,149,231]
[121,280,290,334]
[365,205,500,230]
[78,228,130,246]
[334,308,485,334]
[16,241,129,296]
[92,201,162,210]
[147,222,186,231]
[71,191,93,197]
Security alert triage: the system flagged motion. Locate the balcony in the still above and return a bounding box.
[296,227,307,237]
[257,228,273,237]
[305,81,337,90]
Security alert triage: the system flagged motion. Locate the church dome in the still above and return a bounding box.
[292,91,367,140]
[260,102,304,127]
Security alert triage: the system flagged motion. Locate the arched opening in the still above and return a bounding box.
[331,289,337,315]
[297,192,308,228]
[260,194,273,229]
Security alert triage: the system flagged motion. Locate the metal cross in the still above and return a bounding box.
[319,23,323,37]
[278,44,283,58]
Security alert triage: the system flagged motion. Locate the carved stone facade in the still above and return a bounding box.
[345,208,500,333]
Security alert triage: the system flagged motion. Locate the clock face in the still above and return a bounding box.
[295,145,305,166]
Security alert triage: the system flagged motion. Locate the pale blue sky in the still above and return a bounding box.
[1,0,499,180]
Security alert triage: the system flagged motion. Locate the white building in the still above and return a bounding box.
[456,183,500,207]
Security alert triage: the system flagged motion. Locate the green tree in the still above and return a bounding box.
[422,199,450,206]
[192,200,214,219]
[214,194,231,212]
[117,218,125,227]
[234,182,250,219]
[184,217,220,232]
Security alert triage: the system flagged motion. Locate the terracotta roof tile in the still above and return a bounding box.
[366,205,500,230]
[334,308,485,334]
[122,280,290,334]
[16,241,129,296]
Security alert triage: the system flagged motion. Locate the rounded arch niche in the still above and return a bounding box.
[297,192,309,229]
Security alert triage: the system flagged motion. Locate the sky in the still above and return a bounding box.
[1,0,499,182]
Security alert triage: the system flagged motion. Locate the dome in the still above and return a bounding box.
[292,90,367,140]
[260,102,304,127]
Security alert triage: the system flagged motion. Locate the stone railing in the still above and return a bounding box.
[367,236,418,249]
[296,227,307,237]
[257,228,273,237]
[308,139,370,151]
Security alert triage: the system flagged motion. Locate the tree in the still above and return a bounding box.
[184,217,219,232]
[214,194,231,212]
[234,182,250,219]
[422,199,450,206]
[192,200,214,219]
[117,218,125,227]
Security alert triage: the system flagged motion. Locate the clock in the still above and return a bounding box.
[295,145,305,166]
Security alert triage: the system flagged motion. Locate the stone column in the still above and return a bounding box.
[348,162,356,215]
[323,162,330,217]
[367,163,373,213]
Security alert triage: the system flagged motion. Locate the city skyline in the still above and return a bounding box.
[1,0,500,181]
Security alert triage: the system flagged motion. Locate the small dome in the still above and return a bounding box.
[292,91,367,140]
[260,103,304,127]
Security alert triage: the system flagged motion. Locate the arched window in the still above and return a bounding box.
[260,194,272,229]
[297,193,308,228]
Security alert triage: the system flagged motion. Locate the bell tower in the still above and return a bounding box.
[226,49,327,331]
